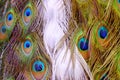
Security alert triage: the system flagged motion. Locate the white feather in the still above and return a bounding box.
[42,0,92,79]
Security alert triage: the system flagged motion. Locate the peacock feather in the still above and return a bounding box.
[73,0,120,79]
[1,0,120,80]
[1,32,52,80]
[0,7,17,43]
[19,1,37,33]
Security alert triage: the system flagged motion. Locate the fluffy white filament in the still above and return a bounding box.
[42,0,92,80]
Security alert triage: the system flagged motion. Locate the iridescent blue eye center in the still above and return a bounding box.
[98,26,108,39]
[118,0,120,3]
[7,13,13,21]
[24,8,32,17]
[1,26,6,33]
[24,40,31,48]
[32,61,44,72]
[78,38,88,51]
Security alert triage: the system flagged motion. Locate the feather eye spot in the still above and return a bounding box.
[78,37,88,51]
[24,40,32,48]
[7,13,13,21]
[31,59,46,79]
[98,26,108,39]
[1,26,6,33]
[23,7,33,24]
[22,39,33,55]
[118,0,120,3]
[24,8,32,17]
[32,60,45,72]
[0,25,7,41]
[6,12,14,27]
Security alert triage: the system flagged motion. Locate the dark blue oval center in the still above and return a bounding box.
[98,26,108,39]
[7,13,13,21]
[32,61,45,72]
[24,40,31,48]
[24,8,32,17]
[78,38,88,51]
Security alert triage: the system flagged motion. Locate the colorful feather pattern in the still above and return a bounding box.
[0,0,120,80]
[74,0,120,79]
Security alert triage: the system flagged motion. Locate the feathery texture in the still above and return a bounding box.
[1,0,120,80]
[0,0,93,80]
[74,0,120,79]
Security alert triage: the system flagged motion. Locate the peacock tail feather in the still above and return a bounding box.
[73,0,120,79]
[1,32,52,80]
[1,0,120,80]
